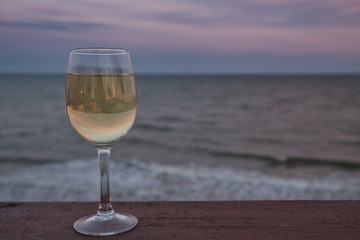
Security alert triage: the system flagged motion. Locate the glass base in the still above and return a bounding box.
[73,212,138,236]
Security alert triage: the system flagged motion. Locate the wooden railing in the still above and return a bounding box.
[1,201,359,239]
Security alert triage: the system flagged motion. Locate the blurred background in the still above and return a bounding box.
[0,0,359,201]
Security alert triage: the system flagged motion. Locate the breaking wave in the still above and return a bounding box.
[0,158,359,201]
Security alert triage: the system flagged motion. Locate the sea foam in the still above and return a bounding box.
[0,158,359,201]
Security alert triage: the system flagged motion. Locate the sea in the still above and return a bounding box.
[0,73,360,201]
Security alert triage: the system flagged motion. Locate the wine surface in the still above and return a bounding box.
[66,73,137,145]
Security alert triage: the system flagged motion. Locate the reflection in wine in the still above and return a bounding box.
[66,74,137,145]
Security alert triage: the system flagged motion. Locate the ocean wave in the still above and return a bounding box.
[0,156,60,164]
[156,116,184,123]
[247,137,285,144]
[2,144,359,171]
[126,137,165,147]
[331,139,360,146]
[213,151,360,169]
[135,123,174,132]
[190,146,360,169]
[0,158,359,201]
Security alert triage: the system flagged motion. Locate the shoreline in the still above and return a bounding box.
[1,157,359,201]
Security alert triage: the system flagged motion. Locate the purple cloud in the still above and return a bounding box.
[0,0,359,72]
[0,21,106,31]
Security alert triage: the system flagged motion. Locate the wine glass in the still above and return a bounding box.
[66,48,138,236]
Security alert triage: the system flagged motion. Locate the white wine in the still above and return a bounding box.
[67,49,139,235]
[66,73,137,145]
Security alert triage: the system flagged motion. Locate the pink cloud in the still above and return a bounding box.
[0,0,359,56]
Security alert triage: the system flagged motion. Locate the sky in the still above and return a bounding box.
[0,0,359,73]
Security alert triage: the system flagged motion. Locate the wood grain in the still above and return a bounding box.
[0,201,359,240]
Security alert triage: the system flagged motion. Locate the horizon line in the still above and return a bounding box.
[1,71,360,75]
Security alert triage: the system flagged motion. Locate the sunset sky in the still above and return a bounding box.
[0,0,359,73]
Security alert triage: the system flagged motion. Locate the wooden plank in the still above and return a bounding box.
[0,201,359,240]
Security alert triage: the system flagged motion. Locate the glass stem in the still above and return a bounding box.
[97,146,114,216]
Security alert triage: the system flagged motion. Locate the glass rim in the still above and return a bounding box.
[70,48,130,55]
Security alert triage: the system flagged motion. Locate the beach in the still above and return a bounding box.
[1,73,360,201]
